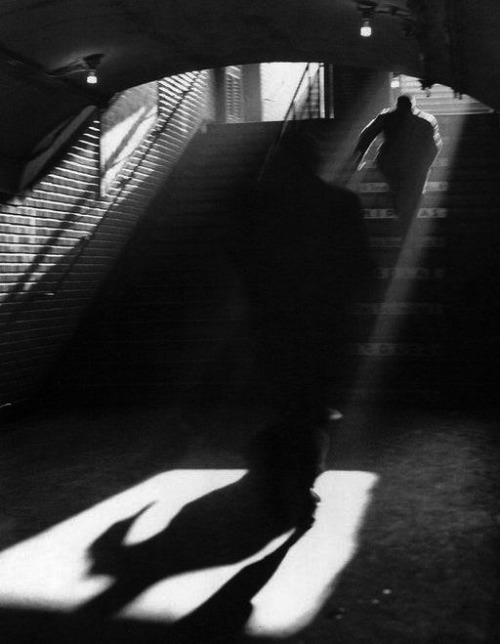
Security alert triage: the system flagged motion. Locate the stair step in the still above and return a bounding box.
[399,77,491,114]
[53,115,500,403]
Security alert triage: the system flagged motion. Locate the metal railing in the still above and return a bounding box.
[39,71,206,298]
[258,63,324,182]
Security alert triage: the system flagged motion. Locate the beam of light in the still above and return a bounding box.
[245,470,378,638]
[0,469,378,638]
[345,95,469,406]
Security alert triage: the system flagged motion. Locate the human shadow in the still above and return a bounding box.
[77,468,311,634]
[160,526,305,644]
[0,524,305,644]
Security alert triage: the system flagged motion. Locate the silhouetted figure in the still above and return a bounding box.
[235,128,372,525]
[353,94,442,234]
[77,471,309,633]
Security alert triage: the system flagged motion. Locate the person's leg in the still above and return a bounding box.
[247,313,329,527]
[394,170,429,236]
[381,172,405,236]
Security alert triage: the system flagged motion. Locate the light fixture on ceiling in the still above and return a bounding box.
[86,68,98,85]
[354,1,378,38]
[354,1,419,41]
[360,14,373,37]
[48,53,103,86]
[84,54,103,85]
[391,73,401,88]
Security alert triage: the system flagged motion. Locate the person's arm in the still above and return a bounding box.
[432,119,443,153]
[337,113,386,184]
[355,113,386,160]
[419,110,443,156]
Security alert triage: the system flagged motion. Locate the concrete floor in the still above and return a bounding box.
[0,399,499,643]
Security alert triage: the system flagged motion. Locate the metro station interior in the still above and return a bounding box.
[1,2,500,643]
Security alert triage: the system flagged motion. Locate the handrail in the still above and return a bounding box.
[257,63,323,183]
[40,71,205,298]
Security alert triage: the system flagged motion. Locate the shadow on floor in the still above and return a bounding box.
[78,469,306,620]
[0,424,320,644]
[0,527,307,644]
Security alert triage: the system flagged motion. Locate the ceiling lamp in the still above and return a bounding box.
[360,14,373,37]
[84,54,102,85]
[354,1,378,38]
[48,53,103,87]
[86,68,98,85]
[391,73,401,88]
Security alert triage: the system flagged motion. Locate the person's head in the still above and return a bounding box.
[395,94,416,112]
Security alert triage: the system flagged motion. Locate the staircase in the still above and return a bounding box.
[350,109,500,403]
[50,122,281,405]
[50,102,500,408]
[398,76,492,115]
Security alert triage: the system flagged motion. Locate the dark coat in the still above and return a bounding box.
[356,106,442,181]
[234,160,373,414]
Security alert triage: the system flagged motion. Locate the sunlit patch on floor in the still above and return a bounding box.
[245,470,378,638]
[0,469,377,638]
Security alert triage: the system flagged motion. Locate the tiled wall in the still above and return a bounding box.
[0,71,215,408]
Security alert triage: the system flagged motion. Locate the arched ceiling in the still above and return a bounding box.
[1,0,499,107]
[0,0,498,192]
[0,0,425,96]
